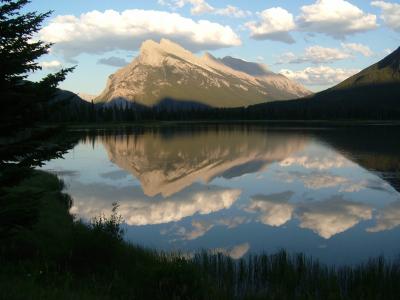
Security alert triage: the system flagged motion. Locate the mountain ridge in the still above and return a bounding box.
[246,47,400,119]
[328,46,400,92]
[95,39,311,108]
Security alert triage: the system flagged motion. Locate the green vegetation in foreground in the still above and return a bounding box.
[1,170,400,299]
[0,170,212,299]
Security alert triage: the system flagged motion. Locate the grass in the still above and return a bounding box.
[1,170,400,299]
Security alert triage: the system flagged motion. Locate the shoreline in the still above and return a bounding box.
[37,119,400,131]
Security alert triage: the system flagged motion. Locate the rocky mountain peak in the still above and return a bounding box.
[139,38,199,67]
[139,39,165,66]
[95,39,311,107]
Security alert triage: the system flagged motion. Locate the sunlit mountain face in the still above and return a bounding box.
[40,125,400,264]
[94,39,311,108]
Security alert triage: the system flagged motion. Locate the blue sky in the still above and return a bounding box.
[26,0,400,94]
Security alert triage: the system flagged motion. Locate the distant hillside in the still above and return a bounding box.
[313,46,400,102]
[77,93,97,102]
[48,89,94,122]
[95,39,310,108]
[334,47,400,90]
[52,89,87,106]
[247,47,400,119]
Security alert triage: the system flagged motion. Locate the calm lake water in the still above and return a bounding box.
[41,124,400,265]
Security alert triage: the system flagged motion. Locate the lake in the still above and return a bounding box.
[40,124,400,265]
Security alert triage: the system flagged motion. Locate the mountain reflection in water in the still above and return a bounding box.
[41,125,400,264]
[102,129,308,197]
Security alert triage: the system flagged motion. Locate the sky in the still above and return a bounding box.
[26,0,400,94]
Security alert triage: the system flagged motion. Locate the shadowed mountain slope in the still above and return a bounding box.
[247,47,400,119]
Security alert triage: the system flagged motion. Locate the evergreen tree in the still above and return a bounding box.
[0,0,74,133]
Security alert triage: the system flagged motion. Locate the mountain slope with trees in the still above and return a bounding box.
[246,47,400,119]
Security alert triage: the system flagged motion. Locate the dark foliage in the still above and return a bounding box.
[45,80,400,123]
[0,0,50,87]
[0,0,75,134]
[0,125,80,240]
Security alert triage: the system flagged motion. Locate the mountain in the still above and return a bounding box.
[48,89,94,122]
[52,89,88,107]
[77,93,97,102]
[314,46,400,101]
[101,129,307,197]
[333,47,400,90]
[95,39,310,108]
[247,47,400,119]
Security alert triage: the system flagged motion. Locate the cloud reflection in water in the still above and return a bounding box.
[69,182,240,226]
[41,127,400,264]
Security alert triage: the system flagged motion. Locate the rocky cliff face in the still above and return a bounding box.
[95,39,311,108]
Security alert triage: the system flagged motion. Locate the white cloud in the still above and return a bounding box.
[214,243,250,259]
[280,154,351,170]
[246,190,376,239]
[227,243,250,259]
[278,171,350,189]
[39,9,241,59]
[277,52,297,64]
[174,216,248,241]
[177,0,214,15]
[115,187,240,225]
[298,0,377,39]
[278,46,351,64]
[245,7,296,43]
[341,42,374,57]
[69,182,241,226]
[246,192,294,227]
[214,5,252,18]
[97,56,129,67]
[372,1,400,32]
[40,60,62,70]
[280,65,360,86]
[337,178,390,193]
[256,56,264,62]
[278,43,373,65]
[297,198,373,239]
[179,220,214,240]
[337,178,391,193]
[278,170,391,194]
[302,173,349,189]
[218,216,248,229]
[160,0,250,18]
[367,201,400,232]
